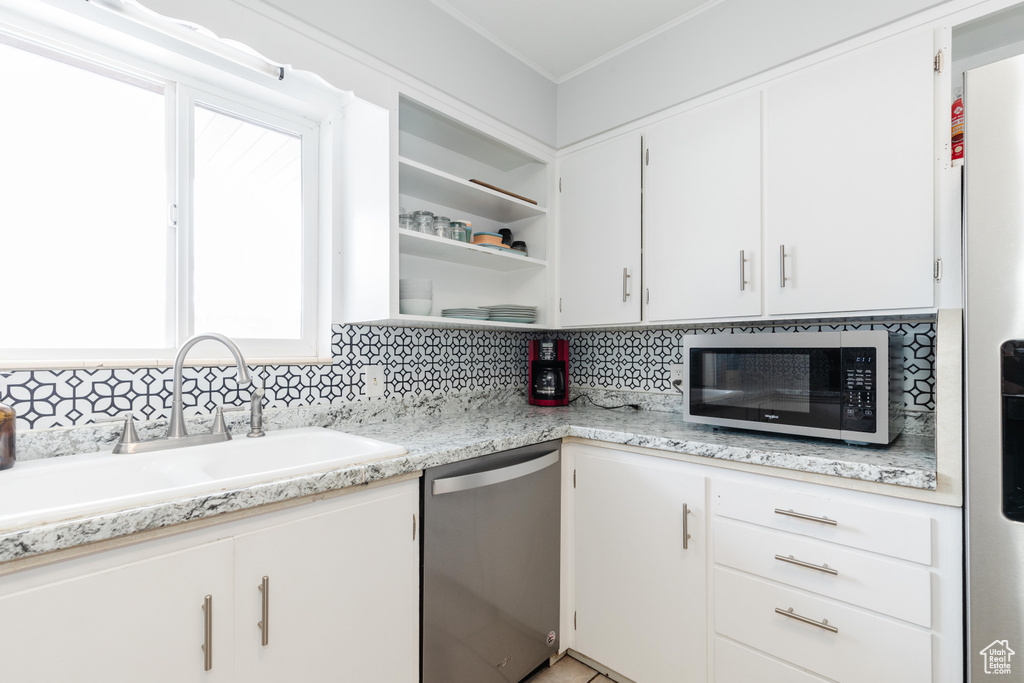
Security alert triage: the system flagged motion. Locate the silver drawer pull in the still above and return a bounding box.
[774,508,837,526]
[258,576,270,646]
[775,607,838,633]
[775,554,838,576]
[202,594,213,671]
[682,503,692,551]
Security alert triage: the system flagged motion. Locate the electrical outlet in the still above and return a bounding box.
[669,364,685,385]
[362,365,385,398]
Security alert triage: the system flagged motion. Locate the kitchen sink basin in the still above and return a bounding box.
[0,427,406,530]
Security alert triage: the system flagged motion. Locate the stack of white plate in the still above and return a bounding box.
[400,279,432,316]
[441,308,489,320]
[482,304,538,323]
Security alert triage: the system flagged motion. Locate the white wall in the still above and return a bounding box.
[138,0,559,147]
[556,0,954,146]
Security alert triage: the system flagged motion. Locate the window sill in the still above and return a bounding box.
[0,356,335,371]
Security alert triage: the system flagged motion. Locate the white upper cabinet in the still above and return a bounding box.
[764,29,936,316]
[644,91,763,322]
[558,135,642,327]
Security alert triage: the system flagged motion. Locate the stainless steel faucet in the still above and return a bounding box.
[247,374,266,438]
[107,333,253,454]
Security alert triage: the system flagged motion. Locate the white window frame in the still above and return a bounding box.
[177,86,321,360]
[0,1,340,367]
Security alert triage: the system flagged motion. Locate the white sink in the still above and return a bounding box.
[0,427,406,530]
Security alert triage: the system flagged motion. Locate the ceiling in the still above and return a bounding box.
[429,0,719,82]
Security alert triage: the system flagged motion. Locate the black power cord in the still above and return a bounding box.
[568,393,641,410]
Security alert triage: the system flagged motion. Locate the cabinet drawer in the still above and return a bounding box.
[714,568,931,683]
[715,638,827,683]
[714,519,931,627]
[713,478,932,564]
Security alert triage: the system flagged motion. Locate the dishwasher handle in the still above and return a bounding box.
[432,451,559,495]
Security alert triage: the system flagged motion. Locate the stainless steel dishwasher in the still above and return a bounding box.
[422,440,561,683]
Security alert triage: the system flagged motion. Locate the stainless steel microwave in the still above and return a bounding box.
[683,331,904,445]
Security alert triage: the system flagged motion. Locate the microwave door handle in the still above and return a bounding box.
[432,451,559,495]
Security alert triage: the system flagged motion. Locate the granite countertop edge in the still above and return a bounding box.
[0,414,936,565]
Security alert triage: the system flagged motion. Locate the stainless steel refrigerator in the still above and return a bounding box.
[965,52,1024,681]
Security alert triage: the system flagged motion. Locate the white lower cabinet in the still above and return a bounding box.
[572,444,707,682]
[711,473,962,683]
[0,539,236,683]
[233,480,419,682]
[0,479,419,683]
[715,568,931,683]
[566,443,962,683]
[714,638,826,683]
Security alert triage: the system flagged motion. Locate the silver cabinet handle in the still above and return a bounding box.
[258,576,269,646]
[774,508,837,526]
[739,250,747,291]
[433,451,559,495]
[622,268,631,302]
[775,607,838,633]
[202,594,213,671]
[779,245,788,288]
[775,554,838,575]
[682,503,692,550]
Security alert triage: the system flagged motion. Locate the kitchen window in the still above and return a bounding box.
[0,16,326,364]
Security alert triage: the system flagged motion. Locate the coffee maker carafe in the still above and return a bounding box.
[529,339,569,406]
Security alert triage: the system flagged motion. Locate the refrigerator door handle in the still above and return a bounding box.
[432,451,559,495]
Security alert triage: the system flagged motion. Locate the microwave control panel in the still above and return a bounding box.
[842,347,876,433]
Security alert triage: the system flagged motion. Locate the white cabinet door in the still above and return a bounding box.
[765,29,935,316]
[645,91,763,321]
[233,481,419,683]
[558,135,642,326]
[574,446,706,682]
[0,539,234,683]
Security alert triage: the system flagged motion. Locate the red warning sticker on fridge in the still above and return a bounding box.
[952,97,965,163]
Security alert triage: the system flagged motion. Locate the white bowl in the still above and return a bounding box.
[399,287,433,298]
[399,299,433,316]
[399,279,432,287]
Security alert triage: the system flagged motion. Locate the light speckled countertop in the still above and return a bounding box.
[0,394,936,564]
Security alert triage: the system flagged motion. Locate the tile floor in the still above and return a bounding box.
[523,655,609,682]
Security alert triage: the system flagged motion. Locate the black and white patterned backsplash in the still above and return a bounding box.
[3,320,936,431]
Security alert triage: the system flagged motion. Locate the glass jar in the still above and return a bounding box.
[398,214,415,231]
[412,210,434,234]
[450,221,468,242]
[432,216,451,239]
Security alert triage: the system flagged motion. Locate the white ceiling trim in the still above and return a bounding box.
[428,0,561,81]
[428,0,724,85]
[554,0,725,83]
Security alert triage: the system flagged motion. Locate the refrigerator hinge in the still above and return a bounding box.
[934,50,943,74]
[934,257,943,282]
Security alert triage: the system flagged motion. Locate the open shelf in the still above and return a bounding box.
[399,157,546,224]
[389,314,543,329]
[398,229,546,272]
